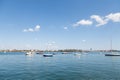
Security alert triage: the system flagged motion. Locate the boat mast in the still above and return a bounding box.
[110,38,112,52]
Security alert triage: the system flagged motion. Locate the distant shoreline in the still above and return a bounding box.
[0,49,120,53]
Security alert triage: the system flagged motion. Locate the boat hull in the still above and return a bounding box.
[43,54,53,57]
[105,54,120,56]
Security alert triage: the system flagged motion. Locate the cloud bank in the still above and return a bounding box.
[23,25,41,32]
[73,20,93,27]
[73,12,120,27]
[106,13,120,22]
[90,15,107,27]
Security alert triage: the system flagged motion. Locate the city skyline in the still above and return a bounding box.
[0,0,120,50]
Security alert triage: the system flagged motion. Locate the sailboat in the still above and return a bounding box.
[105,40,120,56]
[105,53,120,56]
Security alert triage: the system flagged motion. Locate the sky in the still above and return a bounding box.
[0,0,120,50]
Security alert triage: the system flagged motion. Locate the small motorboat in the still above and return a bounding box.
[25,52,33,55]
[62,52,69,54]
[74,53,81,56]
[36,52,43,54]
[43,54,53,57]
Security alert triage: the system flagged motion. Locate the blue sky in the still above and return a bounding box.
[0,0,120,50]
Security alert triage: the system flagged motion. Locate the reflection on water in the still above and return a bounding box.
[25,55,34,61]
[26,54,34,57]
[0,52,120,80]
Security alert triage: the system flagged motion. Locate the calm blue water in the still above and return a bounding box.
[0,52,120,80]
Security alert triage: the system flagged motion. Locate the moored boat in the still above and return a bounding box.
[43,54,53,57]
[74,53,81,56]
[105,53,120,56]
[104,39,120,56]
[25,52,33,55]
[62,52,69,54]
[36,52,43,54]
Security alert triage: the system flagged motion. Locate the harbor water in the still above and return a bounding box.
[0,52,120,80]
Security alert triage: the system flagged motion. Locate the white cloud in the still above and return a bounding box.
[106,13,120,22]
[90,12,120,27]
[23,29,28,32]
[35,25,40,31]
[28,28,34,32]
[73,12,120,27]
[91,15,108,27]
[82,40,86,42]
[64,27,68,30]
[73,19,93,27]
[23,25,41,32]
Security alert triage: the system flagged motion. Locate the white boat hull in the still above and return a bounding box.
[105,53,120,56]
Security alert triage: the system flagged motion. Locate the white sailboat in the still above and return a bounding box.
[105,40,120,56]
